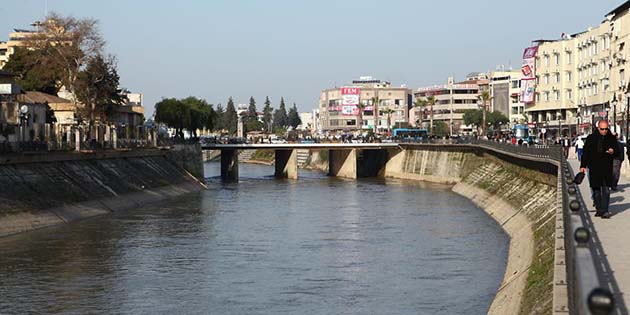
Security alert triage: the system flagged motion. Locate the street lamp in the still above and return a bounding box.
[611,94,618,135]
[19,105,29,144]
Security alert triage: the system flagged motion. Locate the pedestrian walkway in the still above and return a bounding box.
[569,158,630,314]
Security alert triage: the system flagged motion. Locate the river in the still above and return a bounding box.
[0,162,509,314]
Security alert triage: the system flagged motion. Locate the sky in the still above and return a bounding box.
[0,0,625,117]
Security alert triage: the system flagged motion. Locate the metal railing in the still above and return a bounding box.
[471,139,615,314]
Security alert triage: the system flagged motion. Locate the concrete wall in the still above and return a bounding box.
[390,147,556,314]
[0,150,205,237]
[167,144,204,181]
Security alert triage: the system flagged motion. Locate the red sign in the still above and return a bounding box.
[599,111,608,117]
[340,87,360,95]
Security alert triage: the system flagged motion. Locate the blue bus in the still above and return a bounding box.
[393,128,428,142]
[512,124,530,143]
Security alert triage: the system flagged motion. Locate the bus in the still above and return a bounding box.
[512,124,531,144]
[392,128,429,142]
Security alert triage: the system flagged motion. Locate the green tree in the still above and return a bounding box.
[244,96,263,132]
[273,97,288,129]
[479,90,492,136]
[155,98,189,139]
[3,46,61,94]
[262,96,273,133]
[371,96,380,133]
[225,97,238,134]
[413,98,427,127]
[433,121,448,137]
[384,108,395,132]
[487,111,509,129]
[214,103,225,131]
[288,103,302,129]
[74,54,124,125]
[463,109,483,127]
[181,96,214,139]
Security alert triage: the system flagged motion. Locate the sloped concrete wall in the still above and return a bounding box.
[0,153,205,237]
[390,148,556,314]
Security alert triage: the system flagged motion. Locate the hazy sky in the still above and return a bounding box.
[0,0,624,117]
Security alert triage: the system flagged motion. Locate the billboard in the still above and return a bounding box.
[521,46,538,104]
[341,87,360,116]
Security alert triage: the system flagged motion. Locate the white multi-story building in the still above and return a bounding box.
[319,76,412,133]
[524,1,630,136]
[489,70,526,125]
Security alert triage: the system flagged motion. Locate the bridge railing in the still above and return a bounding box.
[470,139,614,314]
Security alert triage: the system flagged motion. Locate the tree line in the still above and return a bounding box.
[154,95,303,139]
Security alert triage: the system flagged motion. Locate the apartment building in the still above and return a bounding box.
[319,76,412,133]
[414,74,485,135]
[524,1,630,136]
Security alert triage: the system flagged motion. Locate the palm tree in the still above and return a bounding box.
[385,108,395,134]
[480,90,491,137]
[371,96,380,134]
[414,98,427,127]
[426,95,436,134]
[356,101,365,133]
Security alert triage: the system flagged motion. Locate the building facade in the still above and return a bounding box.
[524,1,630,137]
[414,74,485,135]
[489,70,526,125]
[319,77,412,133]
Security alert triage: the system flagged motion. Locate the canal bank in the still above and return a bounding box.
[0,146,206,237]
[384,147,556,315]
[260,147,555,314]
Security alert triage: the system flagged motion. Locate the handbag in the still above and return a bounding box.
[574,172,585,185]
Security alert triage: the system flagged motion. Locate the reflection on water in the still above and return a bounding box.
[0,162,509,314]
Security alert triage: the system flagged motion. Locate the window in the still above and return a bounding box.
[555,54,560,65]
[554,90,560,100]
[544,55,550,66]
[536,93,540,102]
[593,41,598,55]
[566,71,572,82]
[566,89,572,99]
[566,51,572,64]
[554,72,560,83]
[594,84,598,95]
[544,91,550,101]
[511,80,520,88]
[544,74,550,84]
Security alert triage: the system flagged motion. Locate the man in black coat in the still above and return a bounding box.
[579,120,618,218]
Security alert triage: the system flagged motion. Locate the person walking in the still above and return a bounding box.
[612,133,624,190]
[562,136,570,158]
[575,136,585,161]
[579,120,618,218]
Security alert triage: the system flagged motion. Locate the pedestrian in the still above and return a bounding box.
[579,120,618,218]
[562,136,570,158]
[511,136,517,145]
[612,133,624,190]
[575,136,585,161]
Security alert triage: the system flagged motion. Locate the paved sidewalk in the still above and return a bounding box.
[569,158,630,314]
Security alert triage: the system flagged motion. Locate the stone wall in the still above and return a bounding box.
[0,150,205,237]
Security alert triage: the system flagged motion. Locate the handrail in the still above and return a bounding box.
[470,139,614,314]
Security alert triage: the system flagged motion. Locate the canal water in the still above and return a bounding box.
[0,163,509,314]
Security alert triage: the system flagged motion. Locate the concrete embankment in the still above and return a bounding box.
[386,147,556,315]
[0,148,205,237]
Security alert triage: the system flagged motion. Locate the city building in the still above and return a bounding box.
[0,28,39,69]
[488,70,526,125]
[318,76,412,133]
[523,1,630,137]
[414,73,487,135]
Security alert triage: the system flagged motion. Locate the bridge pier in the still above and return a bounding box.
[357,149,391,178]
[220,149,239,181]
[274,149,298,179]
[383,148,405,177]
[328,149,357,179]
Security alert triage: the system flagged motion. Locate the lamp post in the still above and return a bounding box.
[611,94,618,135]
[19,105,29,145]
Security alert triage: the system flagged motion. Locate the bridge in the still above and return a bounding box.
[202,143,402,180]
[203,140,621,314]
